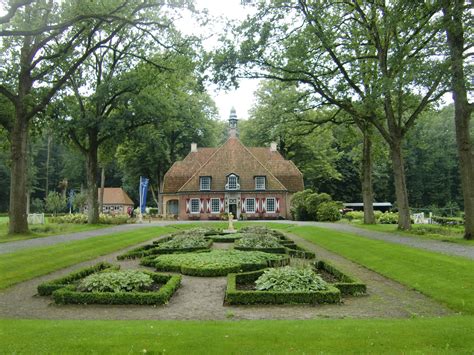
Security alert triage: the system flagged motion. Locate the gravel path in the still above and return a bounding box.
[0,232,453,321]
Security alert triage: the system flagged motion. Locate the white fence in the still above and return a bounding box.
[28,213,45,225]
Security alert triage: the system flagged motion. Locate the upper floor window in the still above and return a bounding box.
[255,176,266,190]
[200,176,211,191]
[225,173,240,190]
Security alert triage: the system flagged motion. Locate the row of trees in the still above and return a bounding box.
[213,0,473,239]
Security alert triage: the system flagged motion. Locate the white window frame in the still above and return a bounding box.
[200,176,211,191]
[255,176,266,190]
[266,197,276,213]
[226,174,240,190]
[210,198,220,213]
[190,198,200,214]
[245,198,256,213]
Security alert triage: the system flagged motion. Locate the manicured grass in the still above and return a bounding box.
[0,226,176,290]
[288,225,474,314]
[347,220,472,245]
[1,317,473,354]
[0,217,109,243]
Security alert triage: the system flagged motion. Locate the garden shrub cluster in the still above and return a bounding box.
[238,226,285,238]
[314,260,367,295]
[255,266,328,292]
[155,235,212,249]
[49,213,130,225]
[225,269,341,305]
[290,189,342,221]
[77,270,153,293]
[235,234,281,248]
[37,262,118,296]
[205,234,242,242]
[151,250,290,277]
[377,212,399,224]
[432,216,464,226]
[53,272,181,305]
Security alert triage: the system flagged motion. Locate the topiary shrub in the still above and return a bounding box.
[316,201,342,221]
[77,270,154,293]
[255,266,328,292]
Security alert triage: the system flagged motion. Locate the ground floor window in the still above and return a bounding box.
[190,198,200,213]
[266,198,276,213]
[210,198,220,213]
[245,198,256,213]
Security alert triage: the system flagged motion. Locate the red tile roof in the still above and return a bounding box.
[163,138,304,193]
[99,188,134,205]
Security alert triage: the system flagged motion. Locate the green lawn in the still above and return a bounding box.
[288,225,474,314]
[346,220,472,245]
[0,226,177,289]
[1,317,473,354]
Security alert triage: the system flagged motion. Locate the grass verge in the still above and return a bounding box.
[1,317,473,354]
[288,225,474,314]
[0,226,176,290]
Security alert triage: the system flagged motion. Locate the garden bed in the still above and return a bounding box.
[225,269,341,305]
[52,271,181,305]
[144,250,290,277]
[314,260,367,295]
[205,234,242,243]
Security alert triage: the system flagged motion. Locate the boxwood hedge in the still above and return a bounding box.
[225,269,341,305]
[52,272,181,305]
[314,260,367,295]
[37,262,119,296]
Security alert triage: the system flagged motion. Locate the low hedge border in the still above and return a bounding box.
[152,255,290,277]
[118,239,212,260]
[314,260,367,296]
[225,269,341,305]
[234,246,288,254]
[52,272,181,305]
[205,235,242,243]
[285,245,316,259]
[37,262,118,296]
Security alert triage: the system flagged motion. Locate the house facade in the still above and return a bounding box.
[100,187,134,215]
[161,108,304,220]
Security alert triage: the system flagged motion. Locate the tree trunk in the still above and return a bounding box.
[98,166,105,214]
[8,110,29,234]
[86,135,99,224]
[443,0,474,240]
[390,140,411,230]
[361,126,375,224]
[45,133,52,198]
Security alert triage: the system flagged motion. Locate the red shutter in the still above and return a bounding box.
[276,197,280,213]
[207,198,211,213]
[200,198,204,213]
[256,198,259,213]
[242,198,246,213]
[262,197,266,213]
[185,198,190,213]
[220,197,224,213]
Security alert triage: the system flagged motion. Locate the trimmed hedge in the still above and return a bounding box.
[432,216,464,226]
[225,269,341,305]
[37,262,118,296]
[234,246,288,254]
[314,260,367,296]
[285,245,316,259]
[205,234,242,243]
[52,272,181,305]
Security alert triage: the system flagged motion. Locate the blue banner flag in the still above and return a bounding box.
[139,176,149,214]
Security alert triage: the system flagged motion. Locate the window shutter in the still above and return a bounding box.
[206,198,210,213]
[276,197,280,213]
[262,197,266,213]
[242,198,246,212]
[255,198,259,213]
[220,197,224,213]
[185,199,190,213]
[200,198,204,213]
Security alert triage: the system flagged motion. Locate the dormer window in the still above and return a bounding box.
[255,176,266,190]
[200,176,211,191]
[225,173,240,190]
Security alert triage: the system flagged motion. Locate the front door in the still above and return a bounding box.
[229,203,237,219]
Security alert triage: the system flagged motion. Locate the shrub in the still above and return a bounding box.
[77,270,154,293]
[306,193,332,219]
[153,250,289,277]
[316,201,342,221]
[432,216,464,226]
[45,191,67,216]
[53,273,181,305]
[234,234,281,248]
[238,226,285,238]
[255,266,328,292]
[290,189,314,220]
[342,211,364,221]
[49,213,129,224]
[377,212,399,224]
[31,198,45,213]
[156,235,211,249]
[148,208,159,216]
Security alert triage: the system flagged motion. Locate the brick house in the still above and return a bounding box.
[161,108,304,220]
[100,187,134,215]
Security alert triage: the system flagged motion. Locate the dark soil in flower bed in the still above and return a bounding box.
[317,269,340,283]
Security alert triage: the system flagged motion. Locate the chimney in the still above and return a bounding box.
[228,107,238,138]
[270,142,277,152]
[191,142,197,152]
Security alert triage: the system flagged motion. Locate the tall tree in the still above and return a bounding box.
[0,0,176,234]
[214,0,448,229]
[441,0,473,239]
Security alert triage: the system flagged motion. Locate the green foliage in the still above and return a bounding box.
[343,211,365,221]
[234,234,281,248]
[156,235,211,249]
[255,266,328,292]
[315,260,367,296]
[78,270,153,293]
[152,250,289,277]
[30,198,45,213]
[49,213,129,225]
[377,212,399,224]
[316,201,342,222]
[45,192,66,216]
[37,262,117,296]
[432,216,464,226]
[72,192,87,212]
